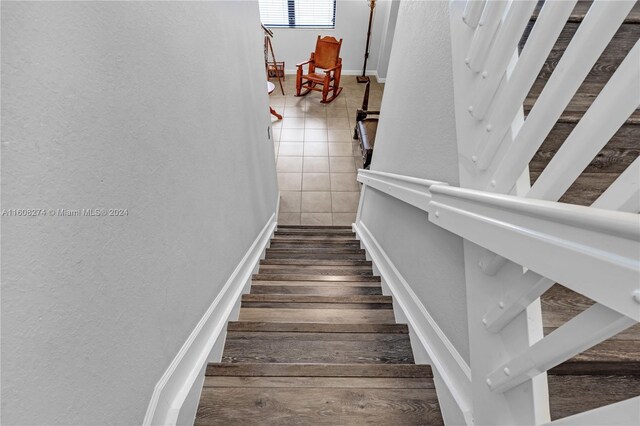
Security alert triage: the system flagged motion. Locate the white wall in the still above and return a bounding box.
[358,0,469,360]
[376,0,401,80]
[270,0,395,76]
[1,2,278,425]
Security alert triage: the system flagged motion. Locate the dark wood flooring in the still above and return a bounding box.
[522,0,640,206]
[195,226,444,425]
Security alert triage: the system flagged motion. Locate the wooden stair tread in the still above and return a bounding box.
[260,258,371,266]
[525,111,640,125]
[265,252,366,260]
[251,284,382,296]
[251,280,381,288]
[266,247,365,253]
[204,376,433,389]
[548,375,640,421]
[530,1,640,24]
[196,226,444,425]
[253,274,380,282]
[249,285,382,296]
[195,387,443,425]
[227,322,409,333]
[270,238,359,244]
[238,308,397,324]
[206,363,432,377]
[540,283,640,374]
[241,303,391,310]
[521,0,640,207]
[223,332,414,364]
[242,294,391,304]
[269,241,361,249]
[277,225,354,229]
[272,234,357,240]
[257,266,373,276]
[548,329,640,375]
[541,285,639,338]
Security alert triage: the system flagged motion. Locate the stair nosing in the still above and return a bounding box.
[227,321,409,333]
[241,294,391,303]
[206,362,433,378]
[252,274,381,282]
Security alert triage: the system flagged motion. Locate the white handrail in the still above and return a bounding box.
[428,185,640,321]
[356,168,640,321]
[357,169,447,212]
[483,155,640,333]
[488,0,636,194]
[527,41,640,202]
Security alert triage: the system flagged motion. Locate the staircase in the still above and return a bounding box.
[521,1,640,420]
[195,225,444,425]
[523,0,640,206]
[544,285,640,420]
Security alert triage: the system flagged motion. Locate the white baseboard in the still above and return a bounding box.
[353,221,474,425]
[275,192,281,230]
[373,72,386,83]
[143,213,277,426]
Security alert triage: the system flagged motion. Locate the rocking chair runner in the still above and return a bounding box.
[295,36,343,103]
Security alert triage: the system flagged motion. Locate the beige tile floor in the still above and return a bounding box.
[270,75,384,226]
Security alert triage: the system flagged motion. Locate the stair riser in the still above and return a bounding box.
[272,234,357,241]
[238,308,397,324]
[269,242,362,249]
[258,267,373,276]
[265,252,367,260]
[249,285,383,296]
[251,280,381,288]
[241,295,390,303]
[267,247,365,254]
[260,259,371,266]
[252,274,380,282]
[205,363,430,377]
[226,322,409,334]
[241,302,392,309]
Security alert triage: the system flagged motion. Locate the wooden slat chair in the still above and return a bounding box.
[295,36,343,104]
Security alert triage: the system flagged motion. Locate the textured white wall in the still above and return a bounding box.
[376,0,400,80]
[1,1,278,425]
[358,0,470,361]
[270,0,393,74]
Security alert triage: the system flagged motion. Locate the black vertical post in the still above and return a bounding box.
[358,0,376,83]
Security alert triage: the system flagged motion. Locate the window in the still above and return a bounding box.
[259,0,336,29]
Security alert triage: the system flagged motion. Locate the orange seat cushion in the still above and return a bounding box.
[303,72,334,82]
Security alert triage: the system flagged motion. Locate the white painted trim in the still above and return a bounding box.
[142,213,277,426]
[373,72,386,84]
[353,221,474,425]
[275,191,281,230]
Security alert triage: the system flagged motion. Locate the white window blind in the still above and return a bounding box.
[259,0,336,29]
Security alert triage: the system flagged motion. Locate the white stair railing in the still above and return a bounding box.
[354,0,640,424]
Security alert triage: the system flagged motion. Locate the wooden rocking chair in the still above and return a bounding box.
[295,36,343,104]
